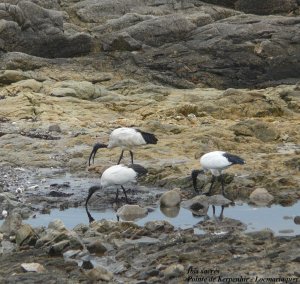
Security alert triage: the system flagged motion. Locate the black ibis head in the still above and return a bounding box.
[88,143,108,166]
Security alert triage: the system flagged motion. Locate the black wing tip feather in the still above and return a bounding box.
[136,129,158,144]
[128,164,148,177]
[223,153,245,165]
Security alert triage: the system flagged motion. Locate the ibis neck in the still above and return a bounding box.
[85,186,101,223]
[88,143,108,166]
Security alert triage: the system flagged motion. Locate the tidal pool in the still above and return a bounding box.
[22,201,300,236]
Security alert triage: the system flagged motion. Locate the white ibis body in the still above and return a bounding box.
[1,210,8,218]
[89,127,158,166]
[85,164,147,222]
[192,151,245,196]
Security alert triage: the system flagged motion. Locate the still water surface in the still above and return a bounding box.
[23,201,300,236]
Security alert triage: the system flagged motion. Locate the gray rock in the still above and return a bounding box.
[81,257,94,270]
[63,249,82,259]
[144,220,174,232]
[125,236,160,245]
[0,1,91,57]
[249,188,274,205]
[203,0,298,14]
[86,240,107,256]
[163,264,184,279]
[246,229,274,240]
[48,240,70,256]
[48,124,62,133]
[51,87,77,98]
[0,70,30,86]
[235,0,298,15]
[0,52,51,70]
[117,205,148,221]
[230,120,279,142]
[0,212,22,235]
[102,31,142,51]
[199,217,247,233]
[48,219,67,232]
[132,13,300,89]
[0,240,17,254]
[201,0,236,8]
[15,224,38,246]
[0,192,22,210]
[159,189,181,207]
[125,14,197,47]
[85,266,113,282]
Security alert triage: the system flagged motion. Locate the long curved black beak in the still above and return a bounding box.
[88,143,107,166]
[85,206,95,223]
[191,169,204,193]
[85,186,101,223]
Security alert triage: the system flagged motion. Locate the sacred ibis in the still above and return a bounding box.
[192,151,245,196]
[85,164,147,222]
[1,210,8,219]
[88,127,158,166]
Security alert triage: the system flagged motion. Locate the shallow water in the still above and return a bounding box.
[22,201,300,236]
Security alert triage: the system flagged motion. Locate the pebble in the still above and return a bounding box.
[21,263,45,273]
[163,264,184,279]
[85,266,113,282]
[294,216,300,225]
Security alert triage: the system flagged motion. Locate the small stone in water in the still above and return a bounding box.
[82,260,94,270]
[294,216,300,225]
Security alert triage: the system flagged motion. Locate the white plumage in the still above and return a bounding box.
[100,164,139,188]
[1,210,8,218]
[85,164,148,222]
[192,151,245,196]
[89,127,158,165]
[107,128,147,149]
[200,151,236,176]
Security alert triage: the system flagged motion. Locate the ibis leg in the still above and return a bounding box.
[121,186,128,203]
[117,150,124,164]
[220,174,226,196]
[115,188,119,202]
[129,150,134,164]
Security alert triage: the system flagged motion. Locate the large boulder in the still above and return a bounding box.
[230,120,279,142]
[137,14,300,88]
[159,189,181,207]
[0,1,92,57]
[202,0,299,15]
[235,0,298,15]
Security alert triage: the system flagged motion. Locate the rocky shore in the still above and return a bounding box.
[0,0,299,282]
